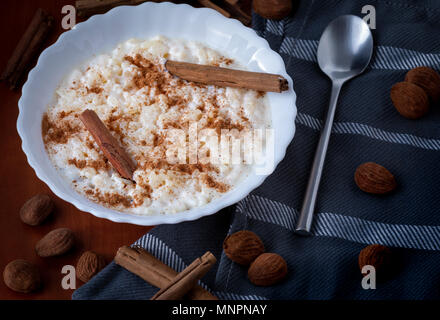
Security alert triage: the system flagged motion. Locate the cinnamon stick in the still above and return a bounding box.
[151,251,217,300]
[166,60,289,93]
[197,0,231,18]
[1,9,45,81]
[79,109,137,180]
[221,0,252,26]
[1,9,53,89]
[115,246,217,300]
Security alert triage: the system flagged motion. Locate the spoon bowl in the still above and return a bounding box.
[317,15,373,81]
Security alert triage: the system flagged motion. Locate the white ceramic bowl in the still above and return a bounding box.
[17,2,296,225]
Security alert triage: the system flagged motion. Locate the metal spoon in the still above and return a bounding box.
[295,15,373,235]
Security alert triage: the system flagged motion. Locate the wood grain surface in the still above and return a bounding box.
[0,0,152,300]
[0,0,252,300]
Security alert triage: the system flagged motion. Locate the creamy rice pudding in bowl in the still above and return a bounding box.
[17,2,296,225]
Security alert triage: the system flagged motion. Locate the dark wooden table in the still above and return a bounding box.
[0,0,152,300]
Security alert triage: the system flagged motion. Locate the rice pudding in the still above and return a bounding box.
[42,36,270,215]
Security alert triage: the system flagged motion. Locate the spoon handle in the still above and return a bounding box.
[295,80,343,235]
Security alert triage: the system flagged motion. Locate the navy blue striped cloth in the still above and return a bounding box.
[73,0,440,300]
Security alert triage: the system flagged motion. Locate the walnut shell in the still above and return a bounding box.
[405,66,440,104]
[253,0,292,20]
[223,230,265,265]
[359,244,393,280]
[20,194,53,226]
[3,259,41,293]
[354,162,397,194]
[35,228,75,257]
[390,82,429,119]
[248,253,287,286]
[76,251,107,283]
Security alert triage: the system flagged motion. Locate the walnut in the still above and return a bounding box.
[390,82,429,119]
[354,162,397,194]
[35,228,75,257]
[405,66,440,103]
[248,253,288,286]
[19,194,53,226]
[253,0,293,20]
[358,244,393,281]
[76,251,107,283]
[223,230,265,265]
[3,259,41,293]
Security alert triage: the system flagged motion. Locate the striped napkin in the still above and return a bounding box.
[73,0,440,299]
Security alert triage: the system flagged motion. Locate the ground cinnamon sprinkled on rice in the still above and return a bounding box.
[85,189,133,208]
[201,174,229,193]
[42,36,269,214]
[68,158,110,172]
[42,113,81,144]
[86,86,103,94]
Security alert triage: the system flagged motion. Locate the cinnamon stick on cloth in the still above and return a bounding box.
[151,251,217,300]
[79,109,137,180]
[1,8,53,89]
[165,60,289,93]
[114,246,217,300]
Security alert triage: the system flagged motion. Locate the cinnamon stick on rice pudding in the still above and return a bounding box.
[42,36,271,215]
